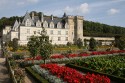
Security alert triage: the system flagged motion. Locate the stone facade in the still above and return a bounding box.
[1,11,84,45]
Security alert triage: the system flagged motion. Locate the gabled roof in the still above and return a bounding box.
[32,16,40,23]
[44,16,62,24]
[12,20,19,30]
[21,12,35,26]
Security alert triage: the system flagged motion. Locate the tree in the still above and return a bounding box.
[89,37,97,51]
[39,28,53,64]
[67,42,72,46]
[27,36,39,59]
[76,38,83,49]
[84,39,87,47]
[117,36,125,50]
[12,38,18,51]
[8,41,13,47]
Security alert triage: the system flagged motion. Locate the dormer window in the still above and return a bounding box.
[65,23,68,29]
[50,22,54,28]
[36,20,41,27]
[57,22,62,28]
[25,19,31,26]
[43,21,48,28]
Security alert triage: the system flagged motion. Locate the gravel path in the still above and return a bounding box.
[0,58,11,83]
[24,72,37,83]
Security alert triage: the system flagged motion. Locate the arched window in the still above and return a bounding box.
[49,22,54,28]
[25,19,31,26]
[36,20,41,27]
[57,22,62,28]
[43,21,48,28]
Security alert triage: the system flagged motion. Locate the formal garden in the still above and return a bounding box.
[4,28,125,83]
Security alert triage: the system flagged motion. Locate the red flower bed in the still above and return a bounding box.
[40,64,110,83]
[66,54,78,58]
[79,53,90,57]
[34,56,42,60]
[50,54,65,59]
[90,50,125,55]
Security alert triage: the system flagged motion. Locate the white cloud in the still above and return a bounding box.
[64,3,89,15]
[26,0,39,3]
[108,8,119,15]
[78,3,89,14]
[64,6,73,12]
[17,2,25,6]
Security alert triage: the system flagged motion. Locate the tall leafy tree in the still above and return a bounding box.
[117,36,125,50]
[39,28,53,64]
[84,39,87,47]
[12,38,18,51]
[76,38,83,49]
[27,36,39,59]
[89,37,97,51]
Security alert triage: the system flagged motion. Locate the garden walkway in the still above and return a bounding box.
[24,72,37,83]
[0,58,10,83]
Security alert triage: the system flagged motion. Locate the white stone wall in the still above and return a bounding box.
[83,36,115,46]
[18,26,69,45]
[2,26,11,43]
[46,28,69,45]
[19,26,42,45]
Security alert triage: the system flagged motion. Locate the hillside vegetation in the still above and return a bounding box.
[0,11,125,37]
[83,20,125,37]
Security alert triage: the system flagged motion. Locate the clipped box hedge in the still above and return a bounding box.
[25,67,49,83]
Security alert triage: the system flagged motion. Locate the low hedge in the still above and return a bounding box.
[66,64,125,83]
[25,67,49,83]
[6,58,17,83]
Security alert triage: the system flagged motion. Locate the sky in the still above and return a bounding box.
[0,0,125,27]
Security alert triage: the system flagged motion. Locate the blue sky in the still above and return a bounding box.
[0,0,125,27]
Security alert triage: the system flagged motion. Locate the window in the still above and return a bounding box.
[66,31,68,35]
[57,22,61,28]
[58,31,61,35]
[37,30,40,34]
[27,29,30,34]
[16,33,18,37]
[65,23,68,28]
[34,31,36,34]
[58,37,61,41]
[27,36,30,41]
[51,37,53,40]
[50,30,53,34]
[66,37,68,41]
[50,22,54,28]
[26,19,31,26]
[50,37,53,42]
[36,21,41,27]
[43,21,48,28]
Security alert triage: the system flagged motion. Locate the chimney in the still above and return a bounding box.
[41,12,44,22]
[51,14,53,20]
[32,12,35,20]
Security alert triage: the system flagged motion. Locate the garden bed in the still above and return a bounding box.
[66,54,125,83]
[25,67,49,83]
[29,64,110,83]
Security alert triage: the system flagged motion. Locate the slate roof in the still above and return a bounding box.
[21,12,35,26]
[32,16,40,23]
[20,12,67,27]
[12,20,19,30]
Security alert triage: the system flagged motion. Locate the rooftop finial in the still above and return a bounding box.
[51,14,53,20]
[41,12,44,22]
[63,12,67,17]
[32,11,35,20]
